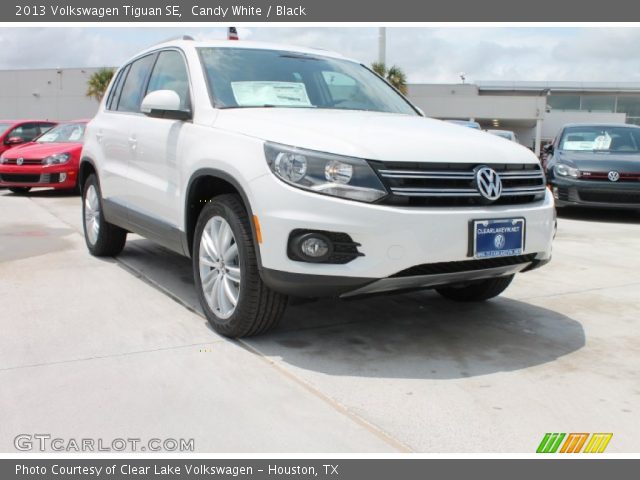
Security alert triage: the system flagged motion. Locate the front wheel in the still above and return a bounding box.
[435,274,514,302]
[193,194,288,337]
[9,187,30,194]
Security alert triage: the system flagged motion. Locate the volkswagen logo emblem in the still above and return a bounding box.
[475,166,503,201]
[608,171,620,182]
[16,157,24,165]
[494,234,506,249]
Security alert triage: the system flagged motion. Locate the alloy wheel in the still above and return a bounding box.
[198,216,241,320]
[84,184,100,245]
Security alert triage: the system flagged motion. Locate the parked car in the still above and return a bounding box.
[0,120,57,157]
[545,123,640,209]
[0,121,87,194]
[80,39,555,337]
[445,119,482,130]
[487,129,519,143]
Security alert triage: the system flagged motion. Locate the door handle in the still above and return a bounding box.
[95,131,103,143]
[128,136,137,150]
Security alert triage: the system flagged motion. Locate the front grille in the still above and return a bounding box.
[0,173,41,183]
[578,190,640,204]
[391,254,537,278]
[581,171,640,182]
[370,161,546,207]
[4,158,42,165]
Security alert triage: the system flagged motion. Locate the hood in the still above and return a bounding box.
[556,150,640,173]
[2,142,82,160]
[214,109,539,165]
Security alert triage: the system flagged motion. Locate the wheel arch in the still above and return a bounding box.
[78,157,98,190]
[184,169,262,266]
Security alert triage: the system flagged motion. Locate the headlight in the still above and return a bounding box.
[0,155,6,164]
[264,142,387,202]
[43,153,71,165]
[554,163,580,178]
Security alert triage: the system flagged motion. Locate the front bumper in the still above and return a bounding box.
[261,253,551,298]
[0,164,78,189]
[250,173,555,294]
[550,177,640,209]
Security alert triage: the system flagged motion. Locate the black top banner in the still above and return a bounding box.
[4,0,640,22]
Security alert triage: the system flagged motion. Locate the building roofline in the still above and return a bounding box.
[408,81,640,93]
[475,80,640,93]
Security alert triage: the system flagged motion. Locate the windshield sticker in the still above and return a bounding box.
[68,128,83,141]
[37,132,57,143]
[592,133,612,150]
[231,81,312,107]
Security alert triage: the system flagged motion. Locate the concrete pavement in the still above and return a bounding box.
[1,189,639,452]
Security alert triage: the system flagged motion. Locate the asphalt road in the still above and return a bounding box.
[1,188,639,452]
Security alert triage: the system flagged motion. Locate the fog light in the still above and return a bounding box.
[289,232,334,263]
[59,173,67,182]
[301,237,329,258]
[552,186,559,199]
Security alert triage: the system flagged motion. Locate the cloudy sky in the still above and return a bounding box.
[1,26,639,83]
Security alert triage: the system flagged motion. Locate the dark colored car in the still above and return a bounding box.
[0,120,57,156]
[545,123,640,209]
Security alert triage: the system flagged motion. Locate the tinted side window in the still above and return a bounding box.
[8,123,41,142]
[117,54,156,113]
[146,50,191,110]
[106,65,129,111]
[38,123,56,134]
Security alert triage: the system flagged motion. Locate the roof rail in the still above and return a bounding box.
[153,35,194,46]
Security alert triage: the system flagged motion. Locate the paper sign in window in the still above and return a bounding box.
[231,81,312,107]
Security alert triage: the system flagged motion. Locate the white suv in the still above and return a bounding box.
[80,37,555,337]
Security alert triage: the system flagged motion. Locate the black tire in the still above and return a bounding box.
[9,187,30,194]
[436,274,515,302]
[193,194,288,337]
[82,174,127,257]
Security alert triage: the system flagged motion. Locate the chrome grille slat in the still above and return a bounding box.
[371,161,546,207]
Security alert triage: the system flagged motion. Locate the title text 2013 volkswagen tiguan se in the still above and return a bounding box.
[80,38,555,337]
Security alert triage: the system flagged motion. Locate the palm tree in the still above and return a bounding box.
[371,62,408,95]
[86,68,115,102]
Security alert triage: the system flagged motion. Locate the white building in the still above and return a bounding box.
[409,81,640,155]
[0,67,106,121]
[1,68,639,157]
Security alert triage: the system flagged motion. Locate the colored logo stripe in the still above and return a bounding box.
[537,433,613,453]
[560,433,589,453]
[537,433,566,453]
[583,433,613,453]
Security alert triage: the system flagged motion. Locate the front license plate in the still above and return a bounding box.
[473,218,525,259]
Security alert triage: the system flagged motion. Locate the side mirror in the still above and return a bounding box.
[141,90,191,120]
[543,144,554,154]
[5,136,25,145]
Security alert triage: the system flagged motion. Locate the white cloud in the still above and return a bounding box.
[0,27,639,83]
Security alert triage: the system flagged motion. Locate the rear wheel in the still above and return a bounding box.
[82,174,127,256]
[193,194,288,337]
[9,187,30,194]
[435,274,514,302]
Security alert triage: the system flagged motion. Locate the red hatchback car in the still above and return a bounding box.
[0,121,87,194]
[0,120,57,157]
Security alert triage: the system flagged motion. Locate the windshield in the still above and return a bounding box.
[447,120,481,129]
[491,131,513,140]
[36,122,86,143]
[198,47,417,115]
[559,125,640,152]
